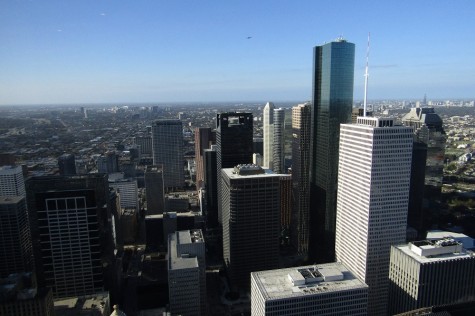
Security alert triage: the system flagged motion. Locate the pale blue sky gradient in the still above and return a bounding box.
[1,0,474,105]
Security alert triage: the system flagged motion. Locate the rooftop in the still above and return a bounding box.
[168,230,203,271]
[252,262,367,300]
[0,196,24,205]
[54,292,109,315]
[222,167,288,179]
[397,238,475,263]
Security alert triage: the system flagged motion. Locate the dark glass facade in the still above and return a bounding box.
[310,39,355,262]
[216,113,253,224]
[402,107,446,236]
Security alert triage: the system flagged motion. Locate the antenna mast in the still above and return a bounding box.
[363,32,370,117]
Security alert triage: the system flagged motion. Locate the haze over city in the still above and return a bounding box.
[1,0,474,105]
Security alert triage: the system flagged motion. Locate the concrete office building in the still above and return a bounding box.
[168,230,206,316]
[152,119,184,190]
[222,165,285,289]
[272,108,285,174]
[109,174,139,211]
[0,196,34,277]
[216,113,253,224]
[251,262,368,316]
[0,273,55,316]
[263,102,275,170]
[388,239,475,315]
[194,127,214,189]
[144,165,165,214]
[0,165,26,197]
[335,117,413,315]
[291,102,311,256]
[134,135,153,156]
[309,38,355,263]
[203,146,218,227]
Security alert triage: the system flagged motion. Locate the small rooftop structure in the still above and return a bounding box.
[252,262,367,300]
[233,164,265,175]
[410,238,463,257]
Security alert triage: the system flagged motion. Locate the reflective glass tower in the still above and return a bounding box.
[309,38,355,262]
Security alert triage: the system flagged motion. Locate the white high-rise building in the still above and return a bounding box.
[335,117,413,316]
[168,230,206,316]
[251,262,368,316]
[263,102,275,170]
[0,165,25,197]
[272,108,285,174]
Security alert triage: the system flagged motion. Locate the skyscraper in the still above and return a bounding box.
[291,103,311,256]
[402,107,446,235]
[216,113,253,224]
[194,127,214,189]
[168,229,206,316]
[26,174,116,299]
[0,165,26,197]
[58,153,76,176]
[0,196,34,277]
[203,146,218,228]
[335,117,413,316]
[272,108,285,174]
[263,102,275,170]
[221,165,285,289]
[144,165,165,214]
[309,38,355,262]
[152,119,184,190]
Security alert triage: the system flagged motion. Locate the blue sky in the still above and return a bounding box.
[1,0,474,105]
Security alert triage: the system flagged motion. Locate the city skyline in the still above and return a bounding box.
[1,1,475,105]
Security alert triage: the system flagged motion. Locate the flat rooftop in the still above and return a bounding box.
[169,231,199,271]
[222,167,289,179]
[252,262,367,300]
[397,239,474,263]
[54,292,109,315]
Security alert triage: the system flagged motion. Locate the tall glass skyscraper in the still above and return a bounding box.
[152,119,184,190]
[216,113,253,224]
[309,38,355,262]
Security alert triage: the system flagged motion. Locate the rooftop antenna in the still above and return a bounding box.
[363,32,370,117]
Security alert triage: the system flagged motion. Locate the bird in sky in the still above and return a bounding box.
[246,36,252,39]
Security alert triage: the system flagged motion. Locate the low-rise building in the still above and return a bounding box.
[251,262,368,316]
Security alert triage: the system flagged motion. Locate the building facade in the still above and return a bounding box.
[152,119,184,190]
[402,107,446,235]
[0,165,26,197]
[0,196,34,277]
[58,154,76,176]
[26,174,116,299]
[389,239,475,315]
[168,230,206,316]
[272,108,285,174]
[263,102,275,170]
[145,165,165,214]
[194,127,214,189]
[291,103,311,256]
[251,262,368,316]
[221,165,284,289]
[216,113,253,224]
[309,38,355,263]
[335,117,413,316]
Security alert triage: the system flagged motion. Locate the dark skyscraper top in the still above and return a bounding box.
[310,38,355,262]
[216,113,253,224]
